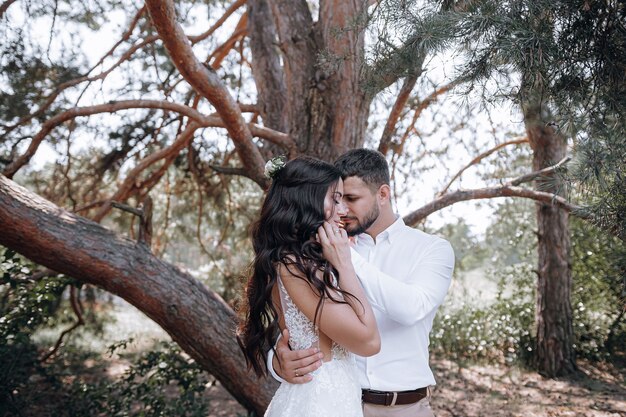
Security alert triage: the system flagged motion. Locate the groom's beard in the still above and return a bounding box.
[344,204,379,237]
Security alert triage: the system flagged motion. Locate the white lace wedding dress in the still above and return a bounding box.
[265,278,363,417]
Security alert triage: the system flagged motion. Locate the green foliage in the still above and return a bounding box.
[570,131,626,241]
[65,341,213,417]
[432,200,626,364]
[0,248,72,415]
[363,0,458,93]
[0,246,218,416]
[570,217,626,360]
[375,0,625,238]
[434,218,488,271]
[0,37,82,128]
[453,0,626,238]
[0,247,71,342]
[431,263,536,365]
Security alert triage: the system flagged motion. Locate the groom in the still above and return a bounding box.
[268,149,455,417]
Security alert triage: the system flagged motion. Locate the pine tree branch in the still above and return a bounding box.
[112,196,153,247]
[363,0,476,96]
[391,80,459,157]
[364,34,427,98]
[0,37,148,139]
[0,174,277,414]
[111,201,144,217]
[92,122,200,222]
[510,156,571,186]
[404,157,587,227]
[378,74,418,155]
[1,0,242,140]
[189,0,246,44]
[88,6,146,74]
[145,0,267,187]
[2,100,293,179]
[403,185,586,226]
[207,13,248,69]
[209,165,251,178]
[439,136,529,195]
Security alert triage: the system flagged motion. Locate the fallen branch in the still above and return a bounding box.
[0,174,276,414]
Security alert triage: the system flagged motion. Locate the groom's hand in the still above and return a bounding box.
[273,329,323,383]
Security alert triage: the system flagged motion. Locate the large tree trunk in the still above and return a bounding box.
[306,0,370,159]
[524,98,576,377]
[0,174,276,415]
[249,0,370,162]
[247,0,287,135]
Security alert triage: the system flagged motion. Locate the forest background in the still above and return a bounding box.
[0,0,624,416]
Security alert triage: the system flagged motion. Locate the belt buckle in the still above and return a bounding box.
[385,391,398,406]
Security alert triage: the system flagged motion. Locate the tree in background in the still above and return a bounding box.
[461,0,624,377]
[0,0,623,412]
[374,0,624,376]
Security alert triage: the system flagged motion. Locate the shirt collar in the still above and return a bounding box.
[357,215,404,245]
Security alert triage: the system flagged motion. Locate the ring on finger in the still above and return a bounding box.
[295,368,300,377]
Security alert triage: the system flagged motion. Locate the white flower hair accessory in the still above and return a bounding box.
[264,155,286,179]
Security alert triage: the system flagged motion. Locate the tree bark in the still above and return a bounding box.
[268,0,371,162]
[247,0,288,134]
[524,98,577,377]
[0,174,277,415]
[313,0,370,158]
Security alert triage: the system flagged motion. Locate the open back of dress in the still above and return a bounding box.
[265,276,363,417]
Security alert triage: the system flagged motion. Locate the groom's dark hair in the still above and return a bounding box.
[334,148,390,190]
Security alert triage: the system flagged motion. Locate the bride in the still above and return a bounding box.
[237,156,380,417]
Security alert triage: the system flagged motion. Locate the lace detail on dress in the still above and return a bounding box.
[277,275,350,359]
[267,274,363,417]
[277,278,318,351]
[331,340,349,359]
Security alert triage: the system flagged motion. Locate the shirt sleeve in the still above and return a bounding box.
[350,238,455,326]
[266,335,287,383]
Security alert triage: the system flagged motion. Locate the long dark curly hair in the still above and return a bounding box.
[237,156,351,377]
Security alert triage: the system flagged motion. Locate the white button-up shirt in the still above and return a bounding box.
[267,217,454,390]
[351,217,454,391]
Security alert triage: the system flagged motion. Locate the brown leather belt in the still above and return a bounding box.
[362,387,428,406]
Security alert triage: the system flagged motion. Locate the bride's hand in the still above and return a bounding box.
[317,222,351,271]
